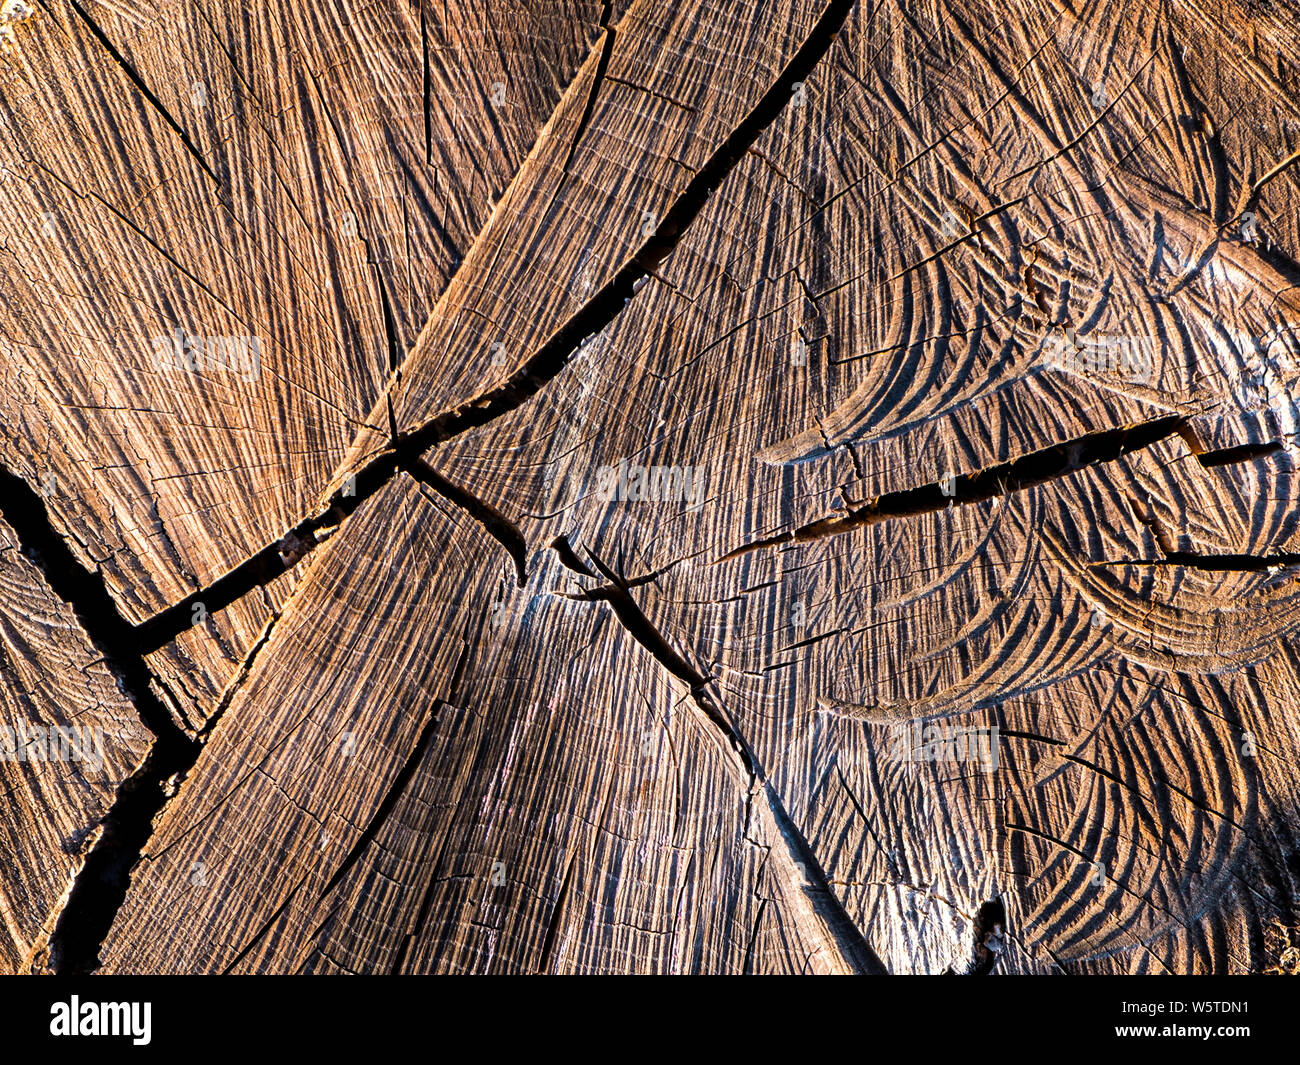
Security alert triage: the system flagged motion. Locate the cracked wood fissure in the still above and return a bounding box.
[5,0,1300,975]
[133,0,860,648]
[62,0,221,186]
[0,464,195,972]
[19,0,875,974]
[558,541,886,972]
[0,0,626,721]
[716,415,1188,560]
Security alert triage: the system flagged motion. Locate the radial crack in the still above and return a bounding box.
[716,415,1187,561]
[0,462,192,751]
[405,457,528,585]
[64,0,220,186]
[130,0,863,652]
[44,608,283,974]
[389,0,861,459]
[554,540,888,974]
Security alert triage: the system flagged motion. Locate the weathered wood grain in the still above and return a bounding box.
[97,477,880,973]
[0,515,149,973]
[0,0,617,722]
[2,0,1299,974]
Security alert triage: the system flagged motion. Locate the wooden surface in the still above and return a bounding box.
[1,0,1299,973]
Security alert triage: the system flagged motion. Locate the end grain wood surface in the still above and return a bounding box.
[0,0,1299,974]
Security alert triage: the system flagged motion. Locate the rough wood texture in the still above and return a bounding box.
[0,511,149,971]
[1,0,1299,974]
